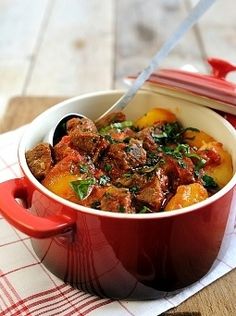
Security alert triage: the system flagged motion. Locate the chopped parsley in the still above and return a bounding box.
[104,163,112,172]
[201,174,219,190]
[139,206,152,213]
[79,164,89,173]
[160,143,206,172]
[70,178,96,200]
[99,175,110,186]
[118,205,125,213]
[99,120,133,134]
[129,185,140,194]
[91,201,101,209]
[152,122,199,145]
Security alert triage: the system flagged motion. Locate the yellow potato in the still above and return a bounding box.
[43,173,80,202]
[165,183,208,211]
[135,108,177,129]
[199,141,233,188]
[184,130,215,148]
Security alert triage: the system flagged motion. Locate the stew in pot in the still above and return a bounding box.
[26,108,233,213]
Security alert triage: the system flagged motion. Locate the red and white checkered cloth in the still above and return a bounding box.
[0,126,236,316]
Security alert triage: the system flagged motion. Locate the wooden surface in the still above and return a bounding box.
[1,0,236,117]
[1,96,236,315]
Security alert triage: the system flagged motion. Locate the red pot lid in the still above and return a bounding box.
[148,58,236,105]
[127,58,236,118]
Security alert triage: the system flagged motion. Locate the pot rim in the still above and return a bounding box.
[18,90,236,220]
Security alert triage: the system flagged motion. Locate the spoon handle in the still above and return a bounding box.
[96,0,216,125]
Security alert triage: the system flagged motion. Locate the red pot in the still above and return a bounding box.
[0,59,236,299]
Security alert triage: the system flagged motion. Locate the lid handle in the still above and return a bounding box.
[208,58,236,80]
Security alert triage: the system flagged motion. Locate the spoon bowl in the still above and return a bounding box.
[45,113,86,146]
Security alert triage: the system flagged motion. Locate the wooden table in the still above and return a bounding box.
[0,0,236,106]
[1,0,236,315]
[0,96,235,315]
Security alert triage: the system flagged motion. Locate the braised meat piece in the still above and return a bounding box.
[53,135,81,162]
[115,172,148,190]
[136,122,165,152]
[107,127,136,142]
[26,143,53,180]
[78,185,108,209]
[79,183,134,213]
[197,148,221,167]
[67,117,97,134]
[136,176,167,211]
[102,139,147,180]
[96,112,126,130]
[70,130,109,161]
[100,186,134,213]
[70,130,100,154]
[163,155,195,190]
[136,126,158,152]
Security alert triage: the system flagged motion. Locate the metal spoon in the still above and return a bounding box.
[45,113,86,146]
[46,0,216,146]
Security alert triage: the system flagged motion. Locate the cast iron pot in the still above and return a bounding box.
[0,90,236,299]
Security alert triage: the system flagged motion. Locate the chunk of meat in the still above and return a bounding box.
[70,130,109,160]
[26,143,53,180]
[108,128,136,142]
[96,112,126,130]
[126,139,147,166]
[70,130,100,153]
[136,176,166,211]
[67,117,97,134]
[136,126,158,151]
[102,140,147,180]
[163,156,195,190]
[100,186,134,213]
[115,172,148,190]
[53,135,81,162]
[79,185,108,208]
[197,147,221,167]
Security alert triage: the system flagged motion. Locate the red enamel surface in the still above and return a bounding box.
[0,174,234,299]
[128,58,236,107]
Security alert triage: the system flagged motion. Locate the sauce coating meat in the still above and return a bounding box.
[26,108,233,213]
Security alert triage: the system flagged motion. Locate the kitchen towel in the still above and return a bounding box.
[0,125,235,316]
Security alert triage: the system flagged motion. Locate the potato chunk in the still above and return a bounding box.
[184,130,215,148]
[135,108,176,129]
[199,141,233,188]
[165,183,208,211]
[42,153,84,203]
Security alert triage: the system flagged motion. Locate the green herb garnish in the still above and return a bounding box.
[124,146,132,153]
[99,175,110,186]
[152,122,199,145]
[79,164,89,174]
[91,201,101,209]
[160,143,206,173]
[118,205,125,213]
[123,173,132,178]
[201,175,219,190]
[70,178,96,200]
[99,120,133,134]
[104,163,112,172]
[139,206,152,213]
[129,185,140,194]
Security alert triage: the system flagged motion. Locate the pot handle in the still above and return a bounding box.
[0,178,76,239]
